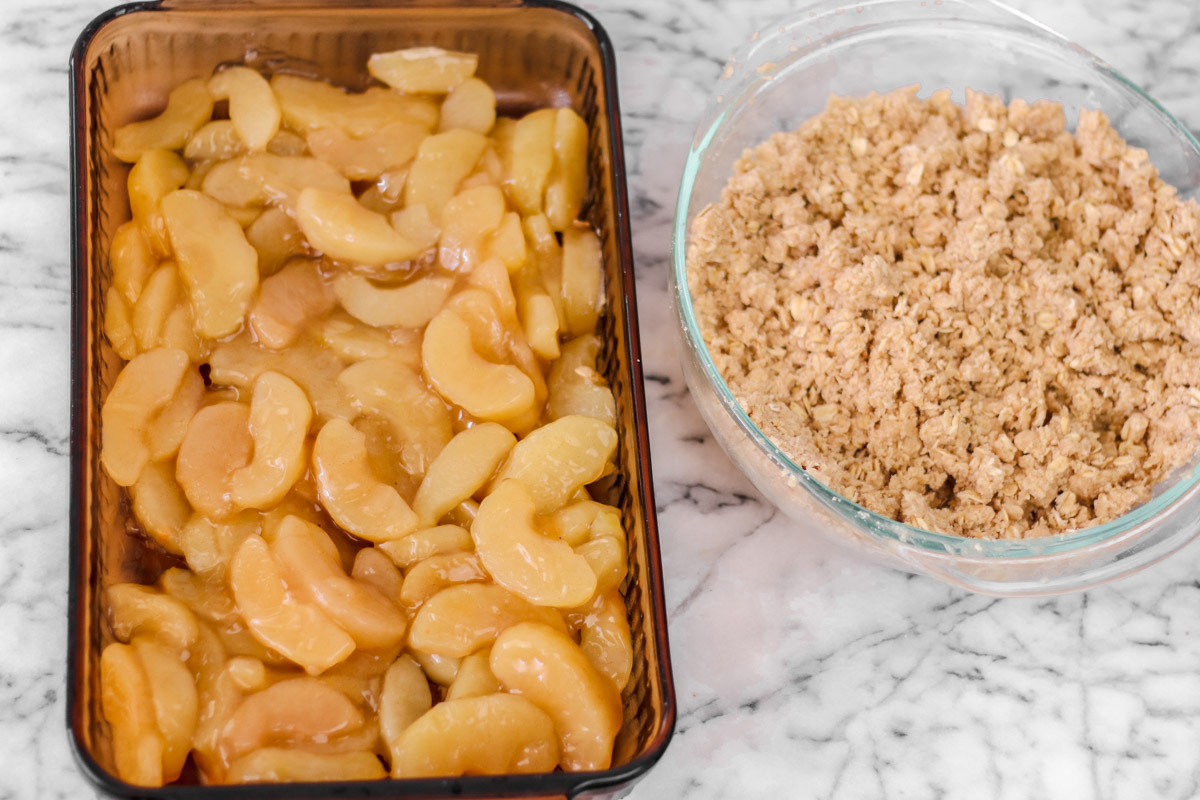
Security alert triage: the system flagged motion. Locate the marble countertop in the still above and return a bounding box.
[5,0,1200,797]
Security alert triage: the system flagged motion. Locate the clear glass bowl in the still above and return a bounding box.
[670,0,1200,596]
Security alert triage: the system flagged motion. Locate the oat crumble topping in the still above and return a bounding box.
[686,87,1200,538]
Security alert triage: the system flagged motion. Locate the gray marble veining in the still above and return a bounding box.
[4,0,1200,797]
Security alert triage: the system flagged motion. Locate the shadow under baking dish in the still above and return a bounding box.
[68,2,675,797]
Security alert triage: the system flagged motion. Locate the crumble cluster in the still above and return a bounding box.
[687,87,1200,538]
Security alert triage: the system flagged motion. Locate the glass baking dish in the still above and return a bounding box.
[68,1,675,796]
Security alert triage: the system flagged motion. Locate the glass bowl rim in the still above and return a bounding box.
[671,0,1200,560]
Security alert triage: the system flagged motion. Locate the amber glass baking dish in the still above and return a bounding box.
[68,1,675,796]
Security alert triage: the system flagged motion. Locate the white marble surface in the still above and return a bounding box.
[4,0,1200,797]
